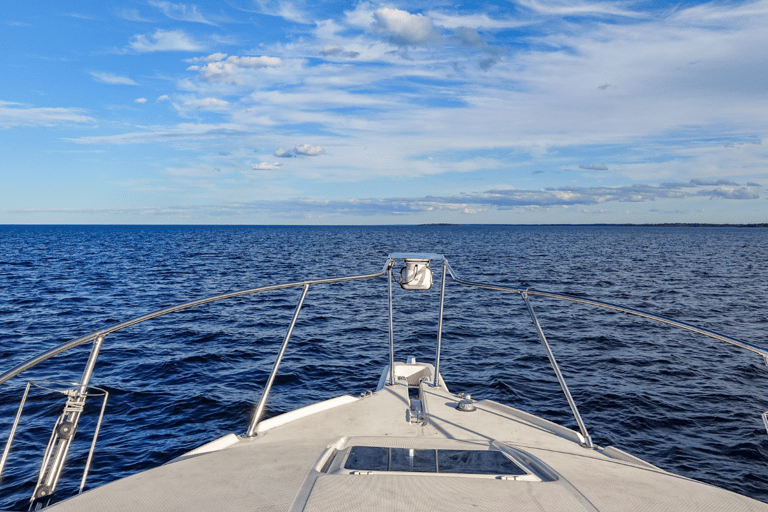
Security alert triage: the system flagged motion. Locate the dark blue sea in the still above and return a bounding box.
[1,225,767,509]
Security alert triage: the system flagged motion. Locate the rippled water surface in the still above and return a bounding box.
[1,225,767,508]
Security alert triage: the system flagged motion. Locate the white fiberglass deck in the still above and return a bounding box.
[47,362,768,512]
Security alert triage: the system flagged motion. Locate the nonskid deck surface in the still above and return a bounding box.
[49,363,768,512]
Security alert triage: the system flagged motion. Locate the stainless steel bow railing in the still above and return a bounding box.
[440,259,768,449]
[444,260,768,359]
[0,263,391,388]
[0,261,390,506]
[2,254,767,506]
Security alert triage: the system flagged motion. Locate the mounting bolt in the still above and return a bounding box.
[57,421,76,440]
[35,485,52,499]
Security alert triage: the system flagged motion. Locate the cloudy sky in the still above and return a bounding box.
[2,0,767,224]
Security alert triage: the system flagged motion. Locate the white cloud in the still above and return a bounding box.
[111,179,760,218]
[373,8,438,45]
[670,0,768,23]
[236,56,283,67]
[294,144,324,156]
[322,46,360,58]
[0,100,95,128]
[462,181,761,208]
[157,95,170,102]
[193,55,283,83]
[134,97,147,104]
[88,71,138,85]
[129,29,204,52]
[186,52,227,63]
[149,1,215,25]
[449,27,504,69]
[278,180,760,216]
[44,0,768,207]
[9,176,762,221]
[514,0,642,18]
[251,161,280,170]
[274,147,293,158]
[182,97,229,110]
[699,185,759,200]
[428,11,528,30]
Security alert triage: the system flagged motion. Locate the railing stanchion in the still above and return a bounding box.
[388,260,396,386]
[0,381,32,481]
[0,260,391,502]
[79,389,108,494]
[32,334,106,502]
[522,292,594,449]
[78,334,105,395]
[247,284,310,437]
[433,259,447,386]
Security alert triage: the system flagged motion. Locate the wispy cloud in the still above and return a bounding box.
[3,178,759,221]
[66,123,247,144]
[64,12,97,20]
[213,180,758,217]
[8,0,768,224]
[186,52,227,63]
[248,0,312,24]
[273,145,324,157]
[514,0,643,18]
[453,181,761,209]
[128,29,204,52]
[428,11,528,30]
[450,27,505,69]
[321,46,360,58]
[182,97,229,110]
[0,100,95,128]
[149,1,216,25]
[698,185,759,200]
[88,71,138,85]
[118,8,152,22]
[251,161,280,170]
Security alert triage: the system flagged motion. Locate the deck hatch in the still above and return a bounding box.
[344,447,527,475]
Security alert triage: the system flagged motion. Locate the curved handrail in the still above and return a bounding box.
[4,256,766,386]
[0,261,391,387]
[444,260,768,360]
[4,254,766,504]
[7,255,764,388]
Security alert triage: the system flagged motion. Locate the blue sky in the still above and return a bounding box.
[2,0,767,224]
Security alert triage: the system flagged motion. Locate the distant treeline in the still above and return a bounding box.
[578,223,768,227]
[417,223,768,227]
